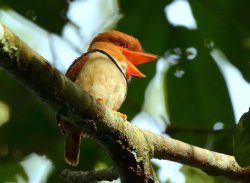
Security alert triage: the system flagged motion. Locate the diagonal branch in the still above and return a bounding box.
[0,21,157,183]
[146,131,250,182]
[0,22,249,182]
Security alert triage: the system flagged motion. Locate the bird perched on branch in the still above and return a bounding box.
[57,30,158,166]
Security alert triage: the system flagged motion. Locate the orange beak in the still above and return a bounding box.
[122,49,158,77]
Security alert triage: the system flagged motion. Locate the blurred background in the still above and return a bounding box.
[0,0,249,182]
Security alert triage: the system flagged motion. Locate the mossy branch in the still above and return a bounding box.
[0,22,249,183]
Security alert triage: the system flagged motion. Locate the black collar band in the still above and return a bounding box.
[87,49,127,80]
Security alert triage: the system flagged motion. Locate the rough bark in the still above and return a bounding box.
[0,22,249,182]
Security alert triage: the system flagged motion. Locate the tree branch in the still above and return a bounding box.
[146,131,250,182]
[60,167,118,183]
[0,22,157,183]
[0,22,249,182]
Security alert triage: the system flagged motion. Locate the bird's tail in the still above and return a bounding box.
[64,129,81,166]
[56,116,82,166]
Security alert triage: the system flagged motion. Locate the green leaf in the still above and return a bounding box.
[165,27,235,152]
[181,165,239,183]
[189,1,250,82]
[0,163,28,182]
[181,166,214,183]
[0,0,68,33]
[233,109,250,167]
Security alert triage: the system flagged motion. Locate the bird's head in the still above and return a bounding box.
[88,30,158,78]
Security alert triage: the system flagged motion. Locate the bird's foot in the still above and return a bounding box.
[96,98,127,120]
[97,98,105,105]
[115,111,127,120]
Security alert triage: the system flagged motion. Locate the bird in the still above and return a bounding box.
[56,30,158,166]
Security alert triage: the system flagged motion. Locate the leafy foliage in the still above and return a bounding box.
[0,0,68,33]
[181,166,214,183]
[0,0,249,182]
[0,162,27,182]
[234,109,250,167]
[181,165,239,183]
[189,1,250,82]
[165,27,234,153]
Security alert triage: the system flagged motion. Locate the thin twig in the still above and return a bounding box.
[60,167,118,183]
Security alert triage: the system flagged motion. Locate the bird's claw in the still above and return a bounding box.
[115,111,127,120]
[97,98,127,120]
[97,98,105,104]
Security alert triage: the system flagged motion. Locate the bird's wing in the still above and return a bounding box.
[65,53,89,82]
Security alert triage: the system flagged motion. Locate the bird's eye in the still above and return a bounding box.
[115,41,127,48]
